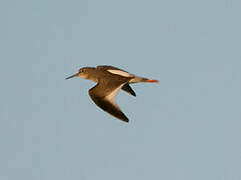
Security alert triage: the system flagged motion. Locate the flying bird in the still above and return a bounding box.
[66,65,158,122]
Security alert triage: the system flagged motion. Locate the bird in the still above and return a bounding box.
[66,65,158,123]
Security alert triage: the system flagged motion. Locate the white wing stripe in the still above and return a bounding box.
[107,69,132,77]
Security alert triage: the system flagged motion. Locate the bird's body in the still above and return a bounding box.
[66,65,158,122]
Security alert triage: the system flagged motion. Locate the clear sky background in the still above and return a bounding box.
[1,0,241,179]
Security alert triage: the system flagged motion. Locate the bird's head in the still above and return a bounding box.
[65,67,97,81]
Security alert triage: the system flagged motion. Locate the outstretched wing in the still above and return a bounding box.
[88,79,129,122]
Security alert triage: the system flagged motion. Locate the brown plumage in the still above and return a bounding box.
[66,65,158,122]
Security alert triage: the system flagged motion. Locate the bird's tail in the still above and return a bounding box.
[129,76,159,83]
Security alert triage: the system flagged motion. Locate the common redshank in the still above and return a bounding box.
[66,65,158,123]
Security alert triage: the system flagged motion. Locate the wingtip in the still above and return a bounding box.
[124,119,129,123]
[118,116,129,123]
[117,116,129,123]
[131,92,136,97]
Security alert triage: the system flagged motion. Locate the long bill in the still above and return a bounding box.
[65,73,79,80]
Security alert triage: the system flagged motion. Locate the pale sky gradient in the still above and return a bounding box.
[1,0,241,179]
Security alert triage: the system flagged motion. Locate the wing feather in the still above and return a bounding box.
[88,80,129,122]
[121,83,136,97]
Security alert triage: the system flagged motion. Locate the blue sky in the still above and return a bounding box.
[1,0,241,179]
